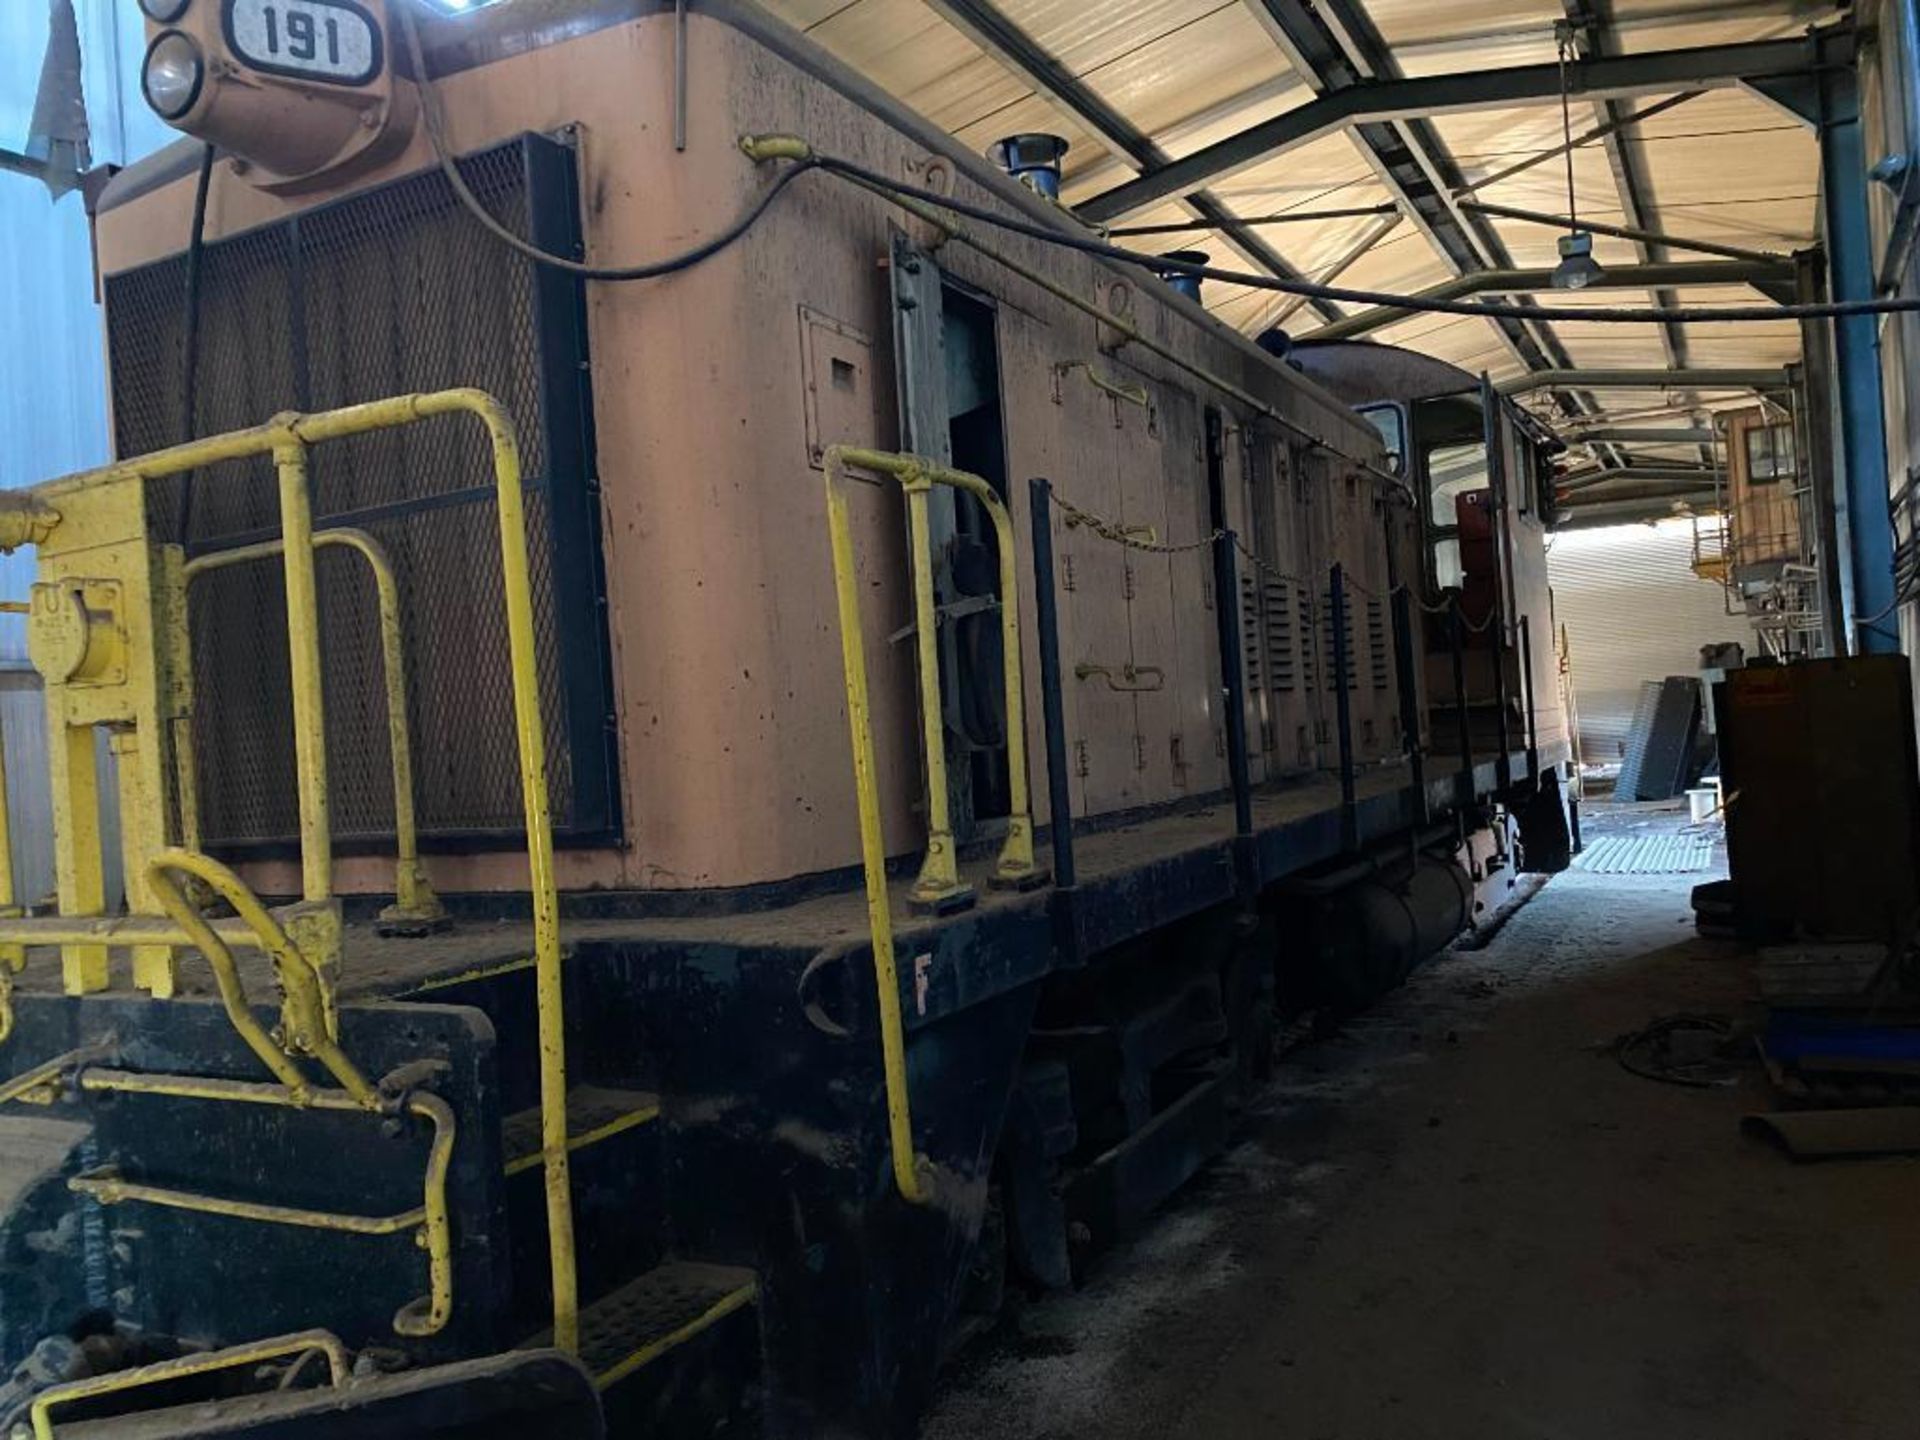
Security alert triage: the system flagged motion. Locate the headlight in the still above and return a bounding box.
[142,31,204,121]
[137,0,193,20]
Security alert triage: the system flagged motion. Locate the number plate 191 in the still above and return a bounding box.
[223,0,383,86]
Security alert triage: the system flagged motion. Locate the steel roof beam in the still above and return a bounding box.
[1077,32,1848,224]
[1500,367,1791,395]
[1555,494,1718,528]
[1551,474,1720,503]
[1243,0,1599,435]
[920,0,1344,323]
[1457,199,1787,267]
[1567,428,1719,444]
[1310,257,1791,341]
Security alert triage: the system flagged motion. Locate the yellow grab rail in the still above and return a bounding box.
[3,388,577,1351]
[143,848,377,1107]
[821,445,1044,1205]
[179,529,445,932]
[73,1068,455,1337]
[0,391,568,1351]
[30,1327,350,1440]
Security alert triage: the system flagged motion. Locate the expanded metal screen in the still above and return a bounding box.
[105,134,617,849]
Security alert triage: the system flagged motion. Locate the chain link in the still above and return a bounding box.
[1390,582,1499,633]
[1051,491,1221,556]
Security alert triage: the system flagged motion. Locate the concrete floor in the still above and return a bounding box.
[924,818,1920,1440]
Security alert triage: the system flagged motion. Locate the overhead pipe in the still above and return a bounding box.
[1559,474,1728,503]
[1311,258,1792,341]
[1498,368,1791,396]
[1561,481,1720,506]
[1566,428,1719,444]
[1556,493,1719,528]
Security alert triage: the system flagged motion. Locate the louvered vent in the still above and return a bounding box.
[1321,587,1360,691]
[1262,578,1295,691]
[1368,597,1389,689]
[1239,573,1263,692]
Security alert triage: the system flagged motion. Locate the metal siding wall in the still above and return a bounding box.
[1547,520,1749,762]
[2,1,173,900]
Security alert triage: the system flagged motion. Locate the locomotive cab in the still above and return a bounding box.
[1291,339,1569,774]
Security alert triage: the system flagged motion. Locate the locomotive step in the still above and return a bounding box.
[536,1261,759,1389]
[501,1086,662,1176]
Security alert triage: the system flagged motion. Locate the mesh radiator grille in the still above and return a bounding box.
[105,135,615,849]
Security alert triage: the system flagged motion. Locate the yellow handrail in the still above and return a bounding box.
[143,848,377,1107]
[75,1068,455,1337]
[30,1328,350,1440]
[179,529,445,931]
[821,445,1043,1205]
[8,388,577,1351]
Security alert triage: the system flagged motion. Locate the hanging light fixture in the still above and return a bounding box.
[1549,23,1604,291]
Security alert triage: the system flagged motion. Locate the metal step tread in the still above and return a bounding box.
[565,1261,759,1389]
[501,1085,660,1175]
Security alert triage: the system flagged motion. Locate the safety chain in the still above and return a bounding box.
[1395,582,1499,634]
[1043,487,1321,589]
[1050,488,1501,636]
[1051,491,1220,556]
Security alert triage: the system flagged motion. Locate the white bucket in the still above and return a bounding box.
[1687,783,1720,825]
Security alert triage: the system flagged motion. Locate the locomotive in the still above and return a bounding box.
[0,1,1572,1435]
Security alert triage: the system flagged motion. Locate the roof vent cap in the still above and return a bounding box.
[987,133,1069,200]
[1153,251,1210,304]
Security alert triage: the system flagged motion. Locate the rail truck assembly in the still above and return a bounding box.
[0,2,1573,1435]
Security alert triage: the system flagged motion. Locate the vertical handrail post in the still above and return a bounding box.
[900,476,973,913]
[1519,614,1538,786]
[1329,563,1356,849]
[821,447,934,1208]
[1214,531,1255,851]
[961,475,1041,891]
[1029,479,1076,893]
[1449,598,1473,805]
[1488,607,1512,791]
[271,436,332,904]
[453,395,582,1348]
[1392,586,1427,826]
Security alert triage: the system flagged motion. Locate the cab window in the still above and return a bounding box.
[1424,441,1490,591]
[1358,403,1406,474]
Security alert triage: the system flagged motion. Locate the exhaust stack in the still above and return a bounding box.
[1153,251,1210,304]
[987,133,1069,201]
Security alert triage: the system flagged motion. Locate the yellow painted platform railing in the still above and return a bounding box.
[821,445,1043,1205]
[178,528,446,933]
[29,1328,350,1440]
[0,389,579,1353]
[70,1069,455,1338]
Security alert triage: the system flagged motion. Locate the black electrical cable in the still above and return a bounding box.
[398,4,819,280]
[806,150,1920,326]
[175,140,216,541]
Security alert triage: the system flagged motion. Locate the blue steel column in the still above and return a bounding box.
[1820,65,1898,653]
[1027,479,1077,891]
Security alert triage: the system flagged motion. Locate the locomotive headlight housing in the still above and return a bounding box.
[138,0,193,20]
[142,31,205,121]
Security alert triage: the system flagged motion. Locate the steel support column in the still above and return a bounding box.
[1818,69,1898,653]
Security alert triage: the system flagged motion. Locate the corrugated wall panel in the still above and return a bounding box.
[1547,518,1748,762]
[3,1,173,900]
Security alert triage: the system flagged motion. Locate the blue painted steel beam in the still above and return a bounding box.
[1818,65,1898,653]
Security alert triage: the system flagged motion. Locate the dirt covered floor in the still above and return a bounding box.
[923,814,1920,1439]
